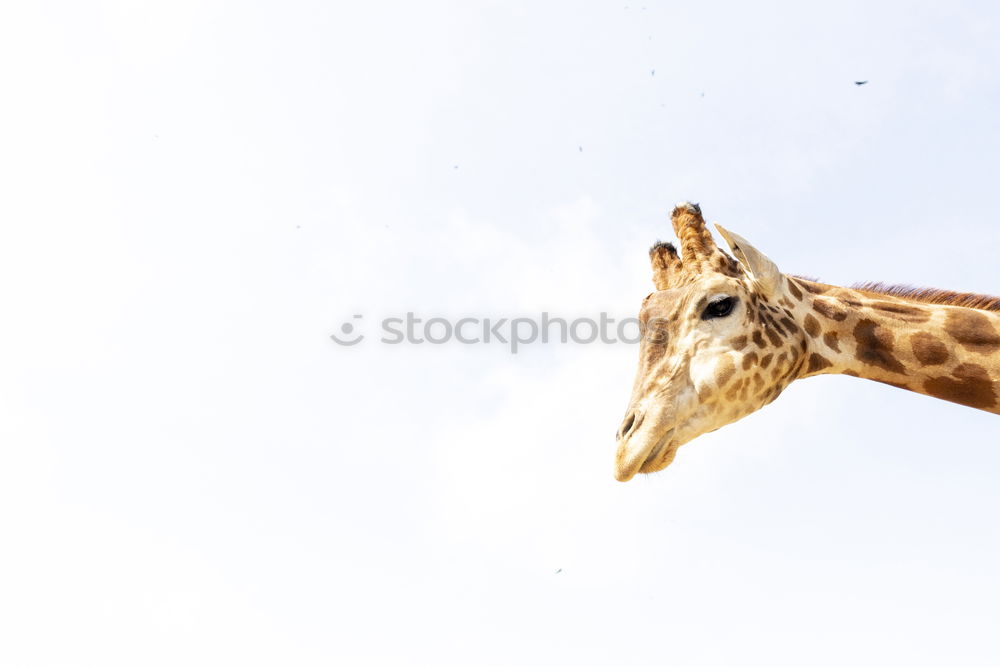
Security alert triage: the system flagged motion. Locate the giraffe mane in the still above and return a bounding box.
[850,282,1000,312]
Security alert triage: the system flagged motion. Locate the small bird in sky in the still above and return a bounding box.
[854,80,868,86]
[555,568,562,574]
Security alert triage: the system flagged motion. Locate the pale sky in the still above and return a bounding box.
[2,1,999,665]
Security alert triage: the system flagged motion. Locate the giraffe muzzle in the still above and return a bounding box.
[615,411,677,482]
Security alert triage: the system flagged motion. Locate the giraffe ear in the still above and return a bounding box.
[713,224,782,295]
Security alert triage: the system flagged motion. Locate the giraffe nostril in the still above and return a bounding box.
[618,411,643,441]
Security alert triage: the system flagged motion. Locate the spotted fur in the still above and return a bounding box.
[615,204,1000,483]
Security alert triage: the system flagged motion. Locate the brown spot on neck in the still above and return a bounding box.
[803,314,821,337]
[853,319,906,375]
[910,332,949,366]
[806,353,833,375]
[812,298,849,322]
[924,363,997,410]
[944,309,1000,354]
[822,331,840,352]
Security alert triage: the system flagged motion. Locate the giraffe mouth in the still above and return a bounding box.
[638,429,676,474]
[615,427,675,482]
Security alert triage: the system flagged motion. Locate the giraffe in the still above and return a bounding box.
[615,202,1000,482]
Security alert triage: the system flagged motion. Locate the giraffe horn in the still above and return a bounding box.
[671,202,722,267]
[649,241,681,290]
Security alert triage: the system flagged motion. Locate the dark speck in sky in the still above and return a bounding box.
[854,80,868,86]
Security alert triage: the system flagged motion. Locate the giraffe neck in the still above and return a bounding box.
[791,278,1000,414]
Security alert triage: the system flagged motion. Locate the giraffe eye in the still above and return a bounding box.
[702,296,736,320]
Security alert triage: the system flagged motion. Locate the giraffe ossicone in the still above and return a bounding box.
[615,203,1000,482]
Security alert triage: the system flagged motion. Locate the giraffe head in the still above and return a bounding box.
[615,203,809,481]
